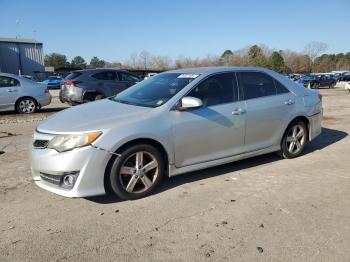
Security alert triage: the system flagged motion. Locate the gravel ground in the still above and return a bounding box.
[0,88,349,262]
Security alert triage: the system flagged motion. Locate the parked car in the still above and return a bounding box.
[31,67,322,199]
[338,74,350,82]
[314,75,336,88]
[42,76,63,89]
[0,73,51,114]
[299,75,336,88]
[298,75,317,87]
[59,69,141,105]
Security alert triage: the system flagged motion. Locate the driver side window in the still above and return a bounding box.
[187,73,238,107]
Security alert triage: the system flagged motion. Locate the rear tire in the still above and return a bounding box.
[16,97,37,114]
[108,144,165,200]
[280,120,307,159]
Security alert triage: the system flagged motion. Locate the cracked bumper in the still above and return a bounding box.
[30,132,111,197]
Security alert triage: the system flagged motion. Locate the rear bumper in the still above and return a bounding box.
[37,93,52,108]
[59,88,83,104]
[308,110,323,141]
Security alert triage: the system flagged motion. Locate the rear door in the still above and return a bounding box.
[237,71,295,152]
[0,76,20,110]
[90,71,123,97]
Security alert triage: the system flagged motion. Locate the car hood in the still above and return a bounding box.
[37,99,153,133]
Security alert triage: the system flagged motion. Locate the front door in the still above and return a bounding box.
[171,72,246,167]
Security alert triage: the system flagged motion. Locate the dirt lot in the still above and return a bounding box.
[1,88,349,262]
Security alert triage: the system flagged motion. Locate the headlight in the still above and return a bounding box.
[47,131,102,152]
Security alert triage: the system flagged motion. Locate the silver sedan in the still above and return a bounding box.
[30,67,322,199]
[0,73,51,113]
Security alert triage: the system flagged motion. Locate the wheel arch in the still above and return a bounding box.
[283,115,310,141]
[103,138,170,193]
[15,96,38,108]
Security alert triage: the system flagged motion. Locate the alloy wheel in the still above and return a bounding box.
[286,124,306,154]
[19,99,36,113]
[119,151,159,193]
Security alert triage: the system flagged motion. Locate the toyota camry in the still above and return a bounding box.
[30,67,322,200]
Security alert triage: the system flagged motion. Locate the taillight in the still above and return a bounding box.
[44,87,49,93]
[318,93,322,101]
[65,81,80,87]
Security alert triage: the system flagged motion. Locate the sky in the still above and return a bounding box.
[0,0,349,63]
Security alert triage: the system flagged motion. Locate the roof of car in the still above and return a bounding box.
[73,68,129,73]
[0,72,20,78]
[167,66,273,74]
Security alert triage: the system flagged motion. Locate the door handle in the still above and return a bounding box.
[232,108,246,115]
[284,99,295,105]
[7,89,17,93]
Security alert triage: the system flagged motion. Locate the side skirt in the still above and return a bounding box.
[168,145,280,177]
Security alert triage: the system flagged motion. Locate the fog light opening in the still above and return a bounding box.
[63,174,76,187]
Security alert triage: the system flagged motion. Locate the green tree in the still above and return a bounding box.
[89,56,105,68]
[71,56,86,69]
[268,51,285,73]
[105,61,122,68]
[248,45,267,67]
[221,49,233,58]
[44,53,68,69]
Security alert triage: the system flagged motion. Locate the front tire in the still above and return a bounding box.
[108,144,164,200]
[16,97,37,114]
[280,121,307,159]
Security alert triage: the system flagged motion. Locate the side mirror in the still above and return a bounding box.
[177,96,203,111]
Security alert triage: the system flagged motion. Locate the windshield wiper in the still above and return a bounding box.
[114,99,133,105]
[112,98,157,108]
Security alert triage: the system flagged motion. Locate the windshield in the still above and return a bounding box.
[112,73,199,108]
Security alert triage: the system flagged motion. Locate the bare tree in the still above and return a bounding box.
[150,55,172,70]
[139,50,151,70]
[129,53,138,69]
[303,41,328,62]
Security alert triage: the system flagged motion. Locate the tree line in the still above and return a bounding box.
[44,42,350,73]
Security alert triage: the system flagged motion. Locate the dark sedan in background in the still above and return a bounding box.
[299,75,336,88]
[59,69,141,105]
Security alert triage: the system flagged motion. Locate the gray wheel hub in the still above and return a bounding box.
[19,99,36,113]
[286,124,306,154]
[119,151,159,193]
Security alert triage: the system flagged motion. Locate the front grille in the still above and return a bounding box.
[40,172,62,185]
[33,140,49,149]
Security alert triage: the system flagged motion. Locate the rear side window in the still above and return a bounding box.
[118,72,139,82]
[274,80,290,94]
[237,72,275,100]
[92,71,117,80]
[187,73,238,107]
[0,76,20,87]
[65,72,82,80]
